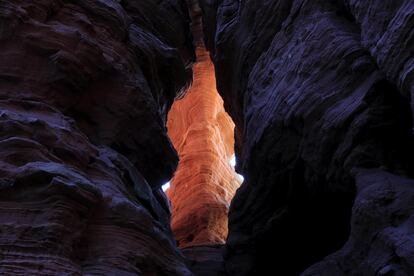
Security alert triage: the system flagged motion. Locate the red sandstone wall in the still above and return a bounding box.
[167,47,240,248]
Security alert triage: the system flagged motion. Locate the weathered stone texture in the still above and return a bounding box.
[199,0,414,275]
[167,47,240,248]
[0,0,194,274]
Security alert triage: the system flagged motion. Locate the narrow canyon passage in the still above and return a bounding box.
[1,1,414,276]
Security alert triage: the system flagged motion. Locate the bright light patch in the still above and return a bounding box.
[230,155,236,167]
[230,155,244,183]
[162,181,170,192]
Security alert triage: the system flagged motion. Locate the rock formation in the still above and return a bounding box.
[167,46,240,248]
[2,0,414,275]
[182,245,225,276]
[167,0,240,249]
[199,0,414,275]
[0,0,194,274]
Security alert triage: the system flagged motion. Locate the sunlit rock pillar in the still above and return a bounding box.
[167,2,241,246]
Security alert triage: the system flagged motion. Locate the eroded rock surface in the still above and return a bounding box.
[199,0,414,275]
[3,0,414,275]
[182,245,225,276]
[167,47,240,248]
[166,0,240,249]
[0,0,194,274]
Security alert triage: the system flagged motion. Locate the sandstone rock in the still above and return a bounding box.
[303,169,414,275]
[199,0,414,274]
[0,0,194,274]
[166,0,240,250]
[0,0,195,190]
[182,245,225,276]
[3,0,414,275]
[167,46,240,248]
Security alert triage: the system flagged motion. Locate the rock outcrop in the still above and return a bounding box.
[199,0,414,275]
[0,0,194,274]
[167,0,240,249]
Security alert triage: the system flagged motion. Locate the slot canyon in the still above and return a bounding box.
[0,1,414,276]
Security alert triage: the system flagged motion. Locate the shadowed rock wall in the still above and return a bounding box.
[199,0,414,275]
[2,0,414,275]
[0,0,195,274]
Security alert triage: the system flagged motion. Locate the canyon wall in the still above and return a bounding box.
[167,47,239,248]
[199,0,414,275]
[2,0,414,275]
[167,0,240,249]
[0,0,195,274]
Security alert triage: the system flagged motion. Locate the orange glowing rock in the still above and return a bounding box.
[167,47,241,248]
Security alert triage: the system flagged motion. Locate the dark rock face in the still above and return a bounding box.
[182,245,225,276]
[199,0,414,275]
[303,170,414,276]
[2,0,414,275]
[0,0,194,274]
[0,0,194,189]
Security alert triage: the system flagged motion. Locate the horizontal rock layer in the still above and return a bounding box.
[0,0,194,275]
[199,0,414,275]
